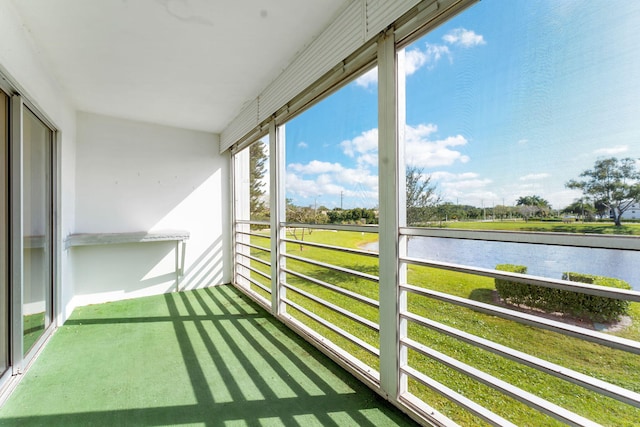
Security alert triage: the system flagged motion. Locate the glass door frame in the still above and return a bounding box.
[0,88,9,391]
[0,84,59,396]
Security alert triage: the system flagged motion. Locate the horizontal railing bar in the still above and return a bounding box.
[278,312,381,386]
[402,284,640,355]
[237,272,271,295]
[283,267,379,308]
[236,231,271,245]
[231,283,271,311]
[281,237,378,258]
[235,230,271,239]
[400,226,640,251]
[282,222,379,233]
[400,366,517,427]
[284,253,379,282]
[282,282,380,331]
[402,337,599,427]
[402,311,640,408]
[402,255,640,302]
[236,240,271,254]
[399,393,463,427]
[236,262,271,281]
[282,297,380,357]
[236,252,271,268]
[235,220,270,226]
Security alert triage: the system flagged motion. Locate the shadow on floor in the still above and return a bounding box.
[0,285,416,426]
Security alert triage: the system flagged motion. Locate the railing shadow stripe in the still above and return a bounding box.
[163,293,218,415]
[189,288,313,426]
[207,287,392,427]
[211,286,358,395]
[173,291,247,407]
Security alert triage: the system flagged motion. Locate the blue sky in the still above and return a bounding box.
[282,0,640,210]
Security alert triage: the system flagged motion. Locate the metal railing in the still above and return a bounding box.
[234,220,272,308]
[234,220,640,425]
[397,226,640,425]
[279,223,381,380]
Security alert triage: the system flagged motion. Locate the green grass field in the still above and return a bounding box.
[429,219,640,235]
[247,229,640,426]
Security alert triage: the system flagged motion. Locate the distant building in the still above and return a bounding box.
[619,202,640,219]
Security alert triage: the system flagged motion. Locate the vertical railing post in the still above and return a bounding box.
[269,121,286,315]
[396,48,408,397]
[10,95,24,374]
[377,30,401,400]
[233,148,251,291]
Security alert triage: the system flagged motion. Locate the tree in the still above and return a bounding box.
[562,199,595,221]
[515,195,551,219]
[249,141,268,220]
[493,204,513,221]
[286,199,319,250]
[566,157,640,226]
[406,166,442,225]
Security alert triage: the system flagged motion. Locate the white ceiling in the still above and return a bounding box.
[10,0,349,133]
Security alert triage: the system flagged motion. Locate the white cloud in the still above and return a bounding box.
[401,44,452,74]
[517,139,529,146]
[286,165,378,205]
[340,128,378,158]
[432,171,492,198]
[405,123,438,139]
[355,67,378,88]
[431,171,480,181]
[297,141,308,148]
[594,145,628,155]
[404,124,470,168]
[519,173,551,181]
[285,172,321,197]
[286,131,380,206]
[286,172,344,199]
[405,49,429,75]
[336,167,378,188]
[288,160,344,174]
[443,28,486,47]
[424,44,451,68]
[286,121,472,207]
[357,29,483,87]
[443,179,492,191]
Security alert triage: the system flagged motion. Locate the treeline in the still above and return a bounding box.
[285,203,378,225]
[326,207,377,224]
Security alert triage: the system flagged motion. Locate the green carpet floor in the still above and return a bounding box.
[0,285,416,426]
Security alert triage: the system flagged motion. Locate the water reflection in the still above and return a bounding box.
[408,237,640,290]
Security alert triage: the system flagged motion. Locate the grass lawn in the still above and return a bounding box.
[431,219,640,235]
[249,229,640,426]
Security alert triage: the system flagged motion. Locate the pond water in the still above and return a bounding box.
[365,237,640,291]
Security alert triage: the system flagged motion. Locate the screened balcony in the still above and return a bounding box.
[1,0,640,426]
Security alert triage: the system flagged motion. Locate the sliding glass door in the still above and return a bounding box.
[0,83,57,395]
[0,90,8,377]
[22,107,54,356]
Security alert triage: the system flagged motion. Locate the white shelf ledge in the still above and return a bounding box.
[65,230,190,249]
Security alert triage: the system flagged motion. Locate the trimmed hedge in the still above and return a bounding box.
[494,265,631,322]
[560,272,631,322]
[494,264,532,306]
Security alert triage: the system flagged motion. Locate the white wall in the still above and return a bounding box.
[2,0,232,320]
[0,0,77,322]
[73,112,230,307]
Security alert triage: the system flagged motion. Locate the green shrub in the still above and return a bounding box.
[494,264,532,306]
[560,272,631,322]
[494,265,631,322]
